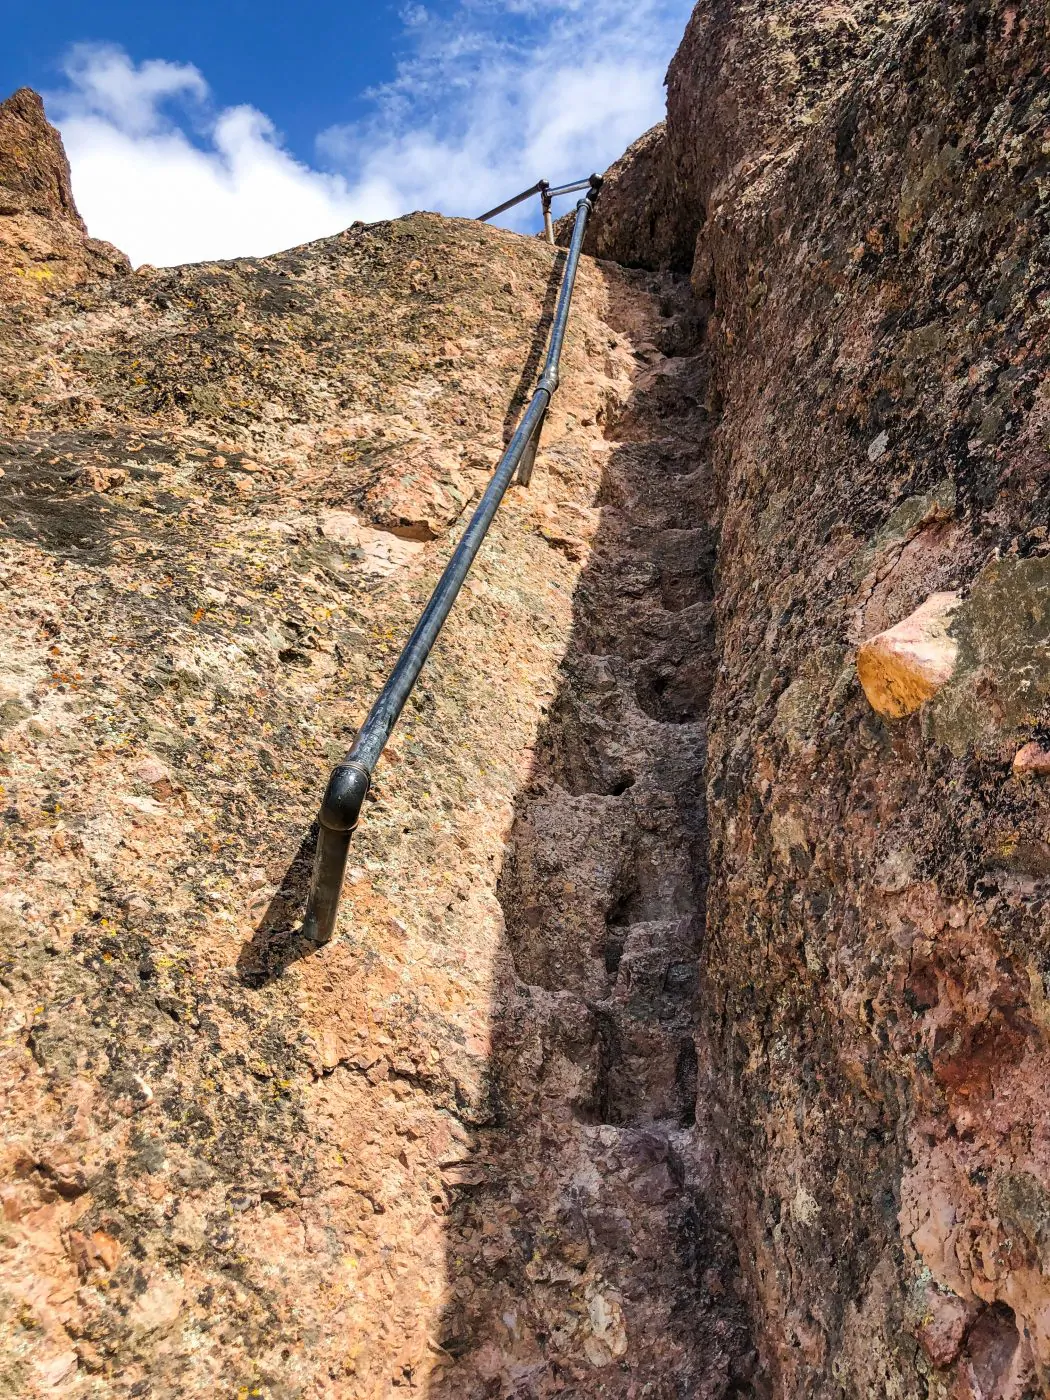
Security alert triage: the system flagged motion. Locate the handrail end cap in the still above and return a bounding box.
[319,761,371,833]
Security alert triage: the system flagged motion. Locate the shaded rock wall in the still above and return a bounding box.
[555,124,690,271]
[590,1,1050,1395]
[428,273,754,1397]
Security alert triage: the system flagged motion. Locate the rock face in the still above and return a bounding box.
[0,89,747,1399]
[430,272,753,1398]
[555,124,692,271]
[0,88,83,223]
[0,88,128,301]
[7,0,1050,1394]
[584,1,1050,1395]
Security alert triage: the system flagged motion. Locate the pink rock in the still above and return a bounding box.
[857,591,962,719]
[916,1285,974,1368]
[134,757,170,786]
[1012,741,1050,776]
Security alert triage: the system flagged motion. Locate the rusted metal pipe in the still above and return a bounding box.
[542,189,555,246]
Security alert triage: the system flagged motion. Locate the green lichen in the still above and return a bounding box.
[996,1171,1050,1266]
[773,644,849,748]
[928,554,1050,756]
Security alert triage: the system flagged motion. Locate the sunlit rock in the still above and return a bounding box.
[1012,741,1050,776]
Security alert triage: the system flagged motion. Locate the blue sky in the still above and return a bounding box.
[2,0,401,164]
[2,0,691,267]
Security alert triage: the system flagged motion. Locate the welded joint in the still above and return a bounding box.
[318,760,372,834]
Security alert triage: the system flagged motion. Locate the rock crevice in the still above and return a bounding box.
[429,269,753,1398]
[582,2,1050,1394]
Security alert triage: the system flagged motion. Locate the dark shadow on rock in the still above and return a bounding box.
[501,248,566,444]
[236,823,322,987]
[0,431,186,565]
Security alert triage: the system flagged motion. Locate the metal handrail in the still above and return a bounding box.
[301,173,602,943]
[478,173,600,245]
[546,178,596,198]
[477,180,548,223]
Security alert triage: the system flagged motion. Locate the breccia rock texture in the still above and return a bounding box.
[0,88,129,302]
[584,0,1050,1396]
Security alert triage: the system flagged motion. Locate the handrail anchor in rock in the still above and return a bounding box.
[302,174,602,943]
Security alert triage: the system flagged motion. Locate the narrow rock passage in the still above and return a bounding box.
[429,271,754,1397]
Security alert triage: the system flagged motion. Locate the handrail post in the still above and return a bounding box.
[516,409,545,487]
[520,173,601,486]
[301,175,601,943]
[302,762,370,943]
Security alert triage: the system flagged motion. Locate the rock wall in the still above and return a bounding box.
[0,89,128,302]
[7,0,1050,1393]
[588,1,1050,1395]
[428,270,753,1398]
[555,124,689,271]
[0,101,696,1393]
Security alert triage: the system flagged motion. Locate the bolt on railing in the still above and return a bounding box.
[477,174,601,245]
[302,173,602,943]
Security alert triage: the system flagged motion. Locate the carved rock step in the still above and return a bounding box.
[596,917,701,1127]
[538,652,712,797]
[434,286,750,1395]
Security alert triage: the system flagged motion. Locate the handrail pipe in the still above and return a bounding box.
[302,174,602,943]
[476,180,548,224]
[478,173,600,246]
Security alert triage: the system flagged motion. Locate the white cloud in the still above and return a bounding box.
[51,44,370,267]
[323,0,688,221]
[59,45,207,136]
[49,0,689,268]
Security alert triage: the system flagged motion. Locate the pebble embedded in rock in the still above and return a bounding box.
[1012,740,1050,776]
[134,757,170,785]
[867,430,890,462]
[856,591,961,719]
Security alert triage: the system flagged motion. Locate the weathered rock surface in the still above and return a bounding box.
[0,88,129,302]
[0,87,748,1399]
[8,0,1050,1393]
[555,124,692,272]
[584,0,1050,1394]
[430,272,753,1398]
